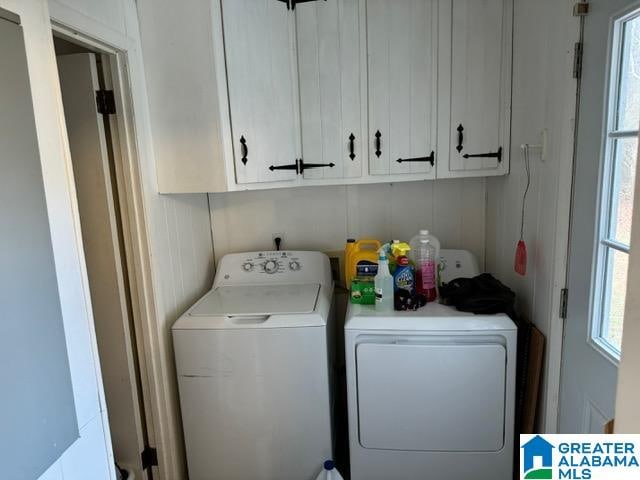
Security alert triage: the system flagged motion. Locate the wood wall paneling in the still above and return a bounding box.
[209,179,487,269]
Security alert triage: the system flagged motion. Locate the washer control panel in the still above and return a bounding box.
[214,251,331,288]
[240,251,303,275]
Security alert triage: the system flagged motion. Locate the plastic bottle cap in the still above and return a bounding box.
[397,256,409,266]
[347,238,356,243]
[324,460,335,471]
[419,230,429,236]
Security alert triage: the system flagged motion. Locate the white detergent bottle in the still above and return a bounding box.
[315,460,344,480]
[374,249,394,311]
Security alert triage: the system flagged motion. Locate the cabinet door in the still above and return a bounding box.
[438,0,512,178]
[222,0,300,184]
[296,0,363,180]
[367,0,438,177]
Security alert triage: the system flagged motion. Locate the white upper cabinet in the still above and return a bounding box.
[437,0,513,178]
[138,0,233,193]
[140,0,513,192]
[296,0,364,180]
[367,0,437,179]
[222,0,300,184]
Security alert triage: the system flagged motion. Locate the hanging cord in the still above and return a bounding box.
[520,145,532,239]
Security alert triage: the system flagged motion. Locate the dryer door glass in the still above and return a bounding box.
[356,339,506,452]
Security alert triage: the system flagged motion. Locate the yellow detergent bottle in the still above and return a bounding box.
[344,239,356,287]
[345,239,381,288]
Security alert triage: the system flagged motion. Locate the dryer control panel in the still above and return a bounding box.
[213,251,333,288]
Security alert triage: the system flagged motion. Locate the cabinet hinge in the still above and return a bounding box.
[95,89,116,115]
[573,2,589,16]
[560,288,569,320]
[141,446,158,470]
[573,42,584,79]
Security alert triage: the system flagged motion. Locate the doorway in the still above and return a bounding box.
[559,0,639,432]
[53,34,152,479]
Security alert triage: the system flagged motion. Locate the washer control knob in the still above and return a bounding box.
[242,262,254,272]
[289,261,301,271]
[264,260,279,274]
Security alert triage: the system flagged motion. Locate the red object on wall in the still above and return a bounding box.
[515,240,527,276]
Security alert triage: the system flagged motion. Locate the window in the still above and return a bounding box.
[592,9,640,360]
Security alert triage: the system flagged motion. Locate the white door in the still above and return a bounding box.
[437,0,512,178]
[559,0,640,433]
[367,0,437,178]
[222,0,300,184]
[57,53,147,476]
[296,0,363,180]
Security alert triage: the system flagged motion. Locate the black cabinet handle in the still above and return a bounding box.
[299,159,334,173]
[456,124,464,153]
[349,133,356,161]
[463,147,503,163]
[269,162,299,174]
[276,0,326,9]
[240,136,248,165]
[374,130,382,158]
[396,151,435,167]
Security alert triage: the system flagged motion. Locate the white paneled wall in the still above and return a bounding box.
[153,194,214,322]
[210,179,486,267]
[485,0,579,432]
[141,193,212,480]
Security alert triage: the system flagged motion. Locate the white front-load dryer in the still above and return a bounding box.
[344,250,516,480]
[173,251,335,480]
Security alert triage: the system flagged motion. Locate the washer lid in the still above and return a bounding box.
[189,284,320,317]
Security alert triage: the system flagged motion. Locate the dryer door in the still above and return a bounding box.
[356,338,506,452]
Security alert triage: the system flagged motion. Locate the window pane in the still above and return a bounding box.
[616,14,640,131]
[600,248,629,352]
[608,137,637,245]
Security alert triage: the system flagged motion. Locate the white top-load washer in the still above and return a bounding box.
[173,251,334,480]
[345,250,516,480]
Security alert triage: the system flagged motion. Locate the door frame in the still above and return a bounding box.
[545,10,583,432]
[540,3,584,433]
[50,22,163,476]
